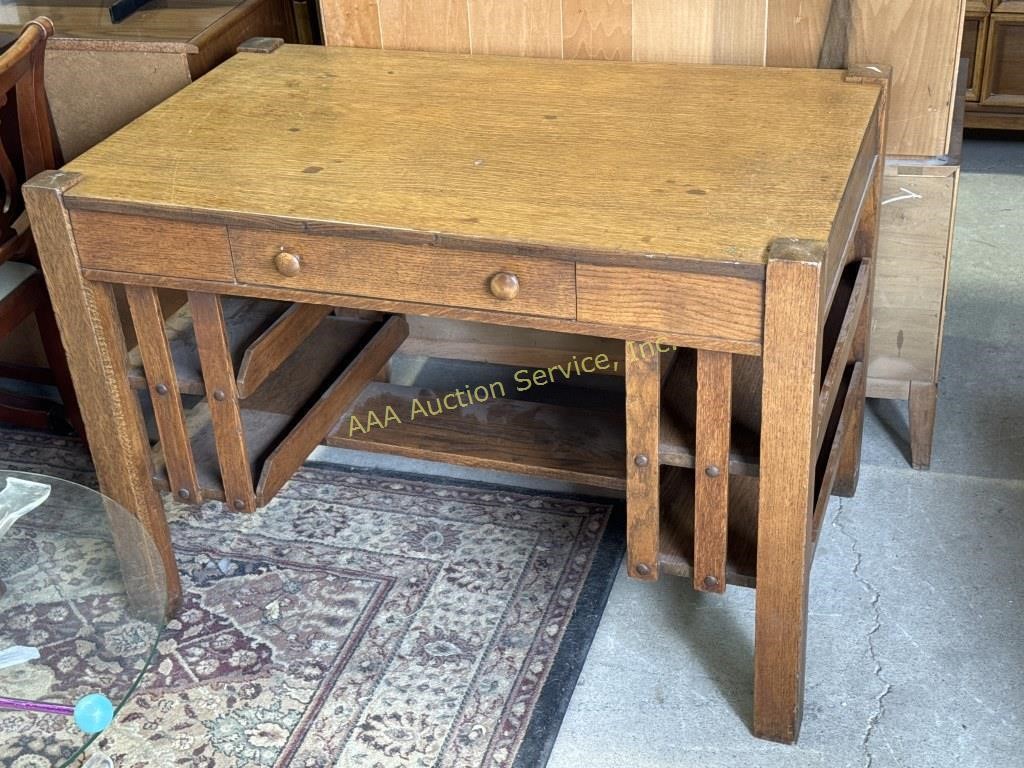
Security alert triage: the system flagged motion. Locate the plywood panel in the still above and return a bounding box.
[562,0,633,60]
[869,167,957,383]
[320,0,383,47]
[632,0,766,65]
[378,0,471,52]
[766,0,829,67]
[850,0,966,156]
[469,0,562,56]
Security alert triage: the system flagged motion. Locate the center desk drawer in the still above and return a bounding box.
[229,229,576,319]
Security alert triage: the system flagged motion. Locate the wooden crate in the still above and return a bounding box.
[869,164,959,396]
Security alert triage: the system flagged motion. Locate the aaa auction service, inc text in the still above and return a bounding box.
[346,339,675,436]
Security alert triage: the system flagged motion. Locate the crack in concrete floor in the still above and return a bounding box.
[832,498,895,768]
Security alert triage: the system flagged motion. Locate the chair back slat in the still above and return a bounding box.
[0,17,56,266]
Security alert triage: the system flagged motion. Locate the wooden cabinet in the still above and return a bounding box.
[964,2,1024,126]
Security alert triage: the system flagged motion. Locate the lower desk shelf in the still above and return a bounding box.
[131,293,859,589]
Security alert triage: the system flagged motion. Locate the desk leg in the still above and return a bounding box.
[24,171,181,615]
[753,245,823,743]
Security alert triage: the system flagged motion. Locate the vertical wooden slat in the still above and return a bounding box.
[24,171,181,615]
[632,0,766,65]
[693,349,731,593]
[753,239,824,744]
[766,0,830,67]
[320,0,383,47]
[125,285,202,504]
[562,0,632,60]
[468,0,562,57]
[836,65,887,496]
[378,0,471,52]
[625,344,660,581]
[189,292,257,513]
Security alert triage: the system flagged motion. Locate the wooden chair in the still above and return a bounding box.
[0,17,82,436]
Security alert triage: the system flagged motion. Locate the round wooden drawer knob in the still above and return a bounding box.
[489,272,520,300]
[274,251,301,277]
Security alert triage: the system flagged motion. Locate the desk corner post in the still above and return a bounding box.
[23,171,182,615]
[753,238,825,744]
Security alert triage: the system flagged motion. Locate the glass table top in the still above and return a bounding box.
[0,470,167,767]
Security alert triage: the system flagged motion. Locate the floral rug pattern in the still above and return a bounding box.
[0,429,614,767]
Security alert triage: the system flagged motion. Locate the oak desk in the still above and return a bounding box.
[25,44,887,744]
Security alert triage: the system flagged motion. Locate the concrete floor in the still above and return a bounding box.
[317,138,1024,767]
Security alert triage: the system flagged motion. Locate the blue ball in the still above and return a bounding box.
[73,693,114,734]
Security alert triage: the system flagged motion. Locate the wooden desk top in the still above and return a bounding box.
[65,45,881,266]
[0,0,237,42]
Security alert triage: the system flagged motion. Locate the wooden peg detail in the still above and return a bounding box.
[189,292,257,513]
[125,285,202,504]
[625,344,660,581]
[693,349,732,594]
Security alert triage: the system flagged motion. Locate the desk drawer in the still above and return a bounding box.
[577,264,764,345]
[229,229,576,319]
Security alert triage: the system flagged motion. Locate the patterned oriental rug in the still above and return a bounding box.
[0,428,623,767]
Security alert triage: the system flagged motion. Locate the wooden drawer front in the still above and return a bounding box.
[870,169,957,383]
[576,265,764,345]
[70,210,234,282]
[229,229,576,319]
[982,13,1024,106]
[964,12,990,101]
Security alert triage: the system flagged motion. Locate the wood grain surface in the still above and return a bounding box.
[693,349,732,593]
[327,381,628,489]
[632,0,765,65]
[562,0,632,60]
[577,264,764,344]
[753,243,823,743]
[189,291,257,512]
[71,210,234,281]
[468,0,562,57]
[316,0,960,155]
[125,284,202,503]
[65,45,879,265]
[624,346,660,580]
[230,227,577,318]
